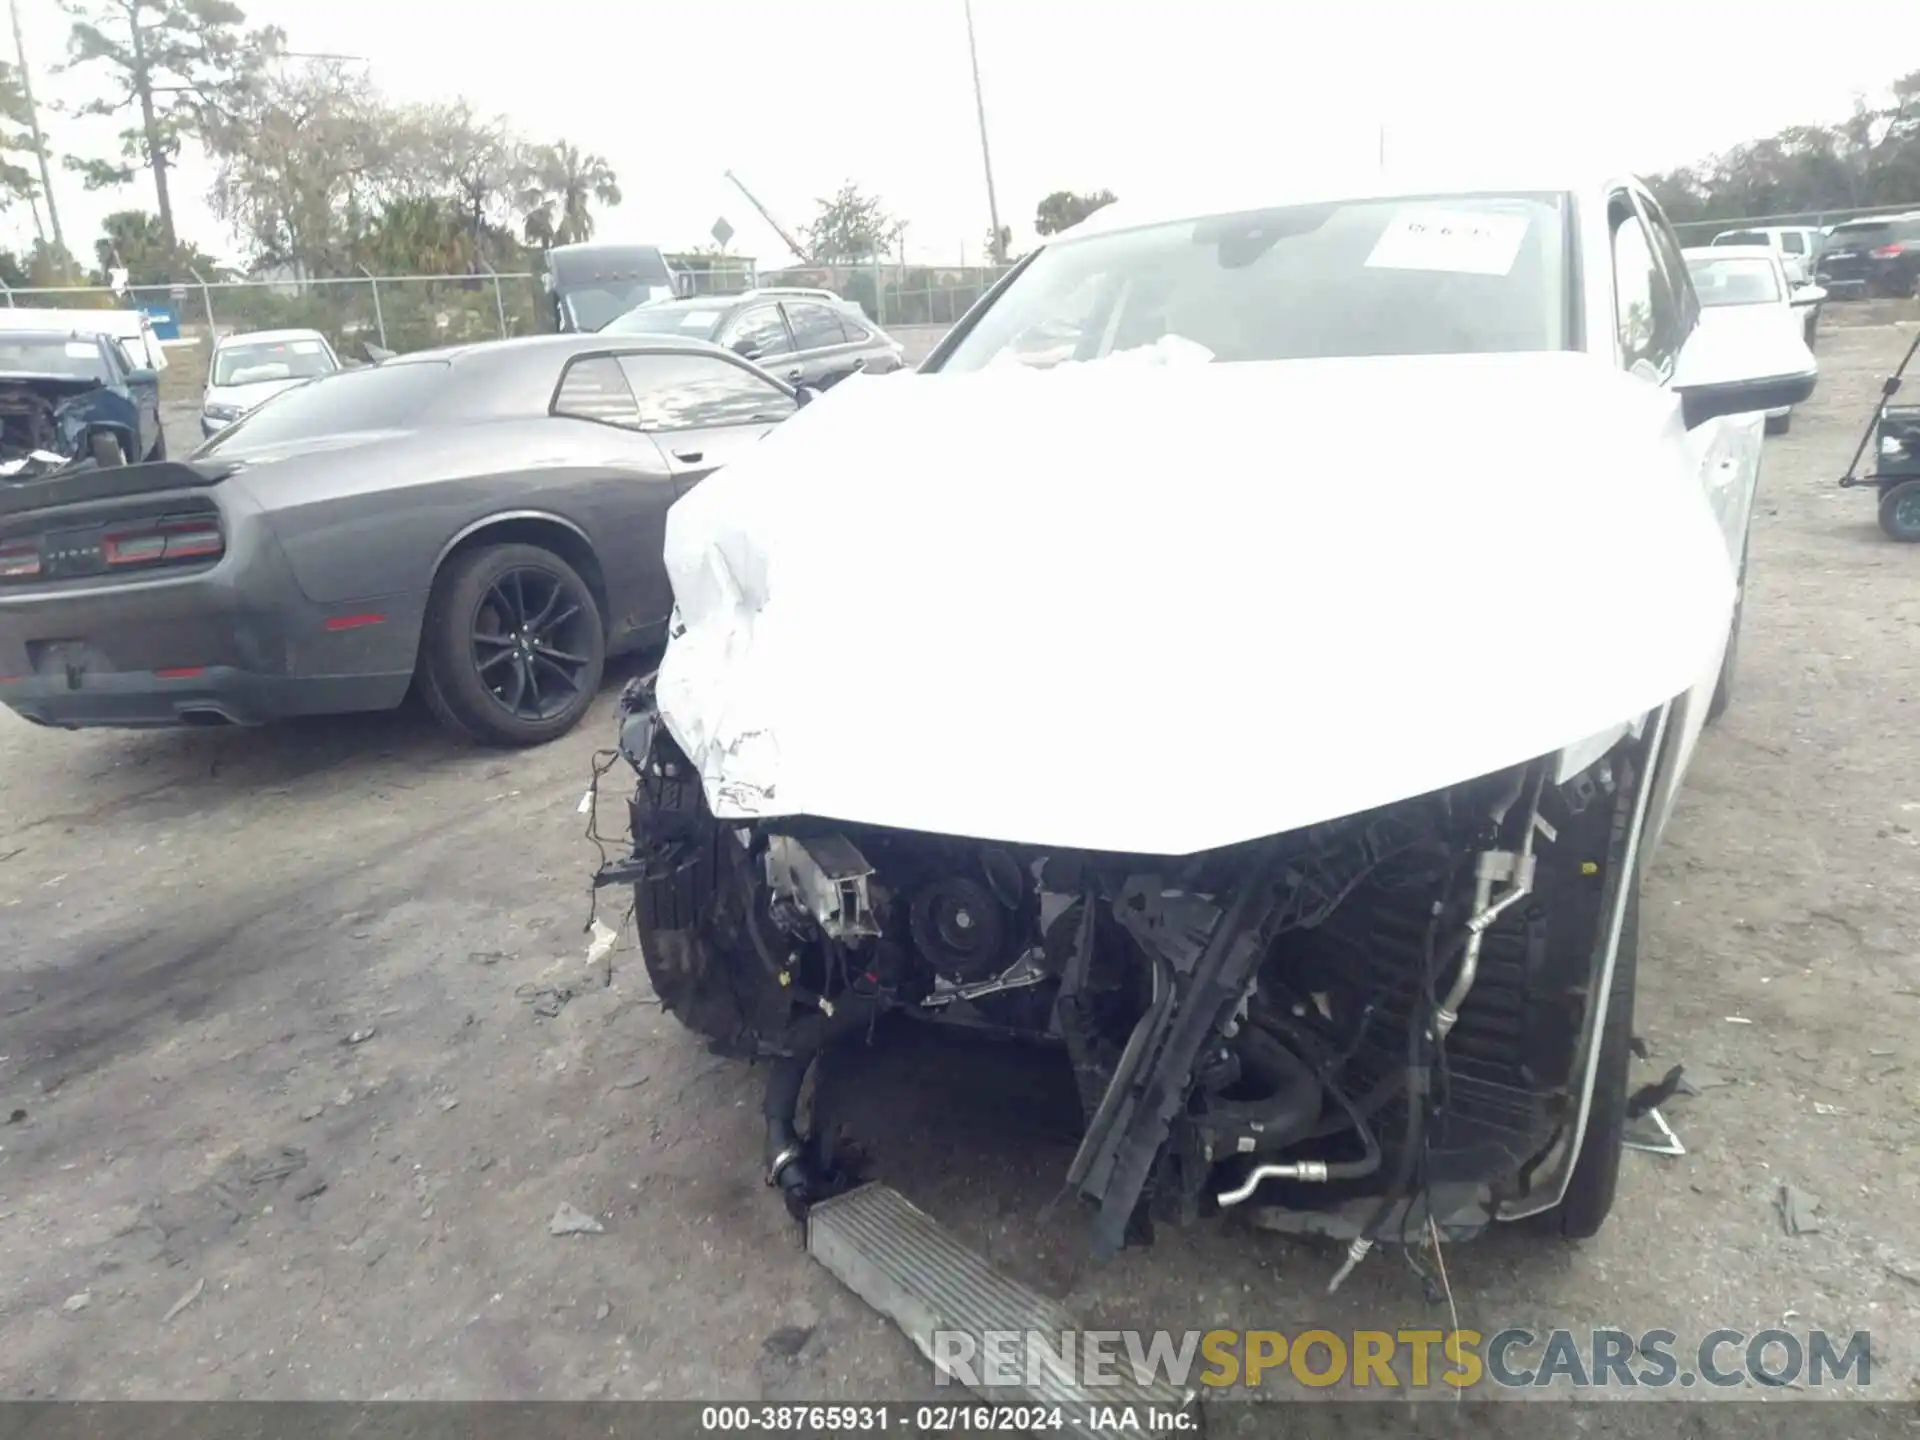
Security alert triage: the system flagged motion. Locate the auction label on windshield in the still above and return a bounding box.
[1365,207,1530,276]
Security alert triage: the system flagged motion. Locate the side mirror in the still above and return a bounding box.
[125,367,157,385]
[1673,315,1818,428]
[1791,284,1828,307]
[732,340,762,361]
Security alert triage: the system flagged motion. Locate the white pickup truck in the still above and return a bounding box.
[1710,225,1823,285]
[0,306,169,372]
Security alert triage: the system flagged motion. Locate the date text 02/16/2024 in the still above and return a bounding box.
[697,1404,1199,1432]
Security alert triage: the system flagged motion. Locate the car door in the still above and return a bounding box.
[548,352,686,629]
[105,337,160,457]
[836,308,902,374]
[1610,189,1752,841]
[717,303,799,383]
[615,350,799,493]
[782,299,868,388]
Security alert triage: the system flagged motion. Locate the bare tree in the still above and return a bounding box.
[201,57,380,275]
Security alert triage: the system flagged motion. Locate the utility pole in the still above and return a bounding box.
[962,0,1004,265]
[9,0,65,254]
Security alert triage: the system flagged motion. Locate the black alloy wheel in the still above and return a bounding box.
[470,566,598,723]
[417,542,606,746]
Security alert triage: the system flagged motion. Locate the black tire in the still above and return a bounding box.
[147,427,167,461]
[88,431,127,467]
[1764,411,1791,436]
[416,542,605,746]
[1544,877,1641,1240]
[1879,480,1920,542]
[1706,539,1747,726]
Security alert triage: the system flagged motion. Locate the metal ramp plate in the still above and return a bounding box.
[806,1183,1194,1438]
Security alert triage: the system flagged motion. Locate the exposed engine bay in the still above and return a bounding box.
[598,674,1656,1269]
[0,385,62,456]
[0,382,104,480]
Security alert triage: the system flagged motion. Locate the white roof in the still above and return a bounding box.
[1063,165,1620,240]
[1684,244,1776,261]
[0,307,151,333]
[1829,211,1920,230]
[215,327,330,348]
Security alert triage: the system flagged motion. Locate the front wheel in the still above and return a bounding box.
[416,542,606,746]
[1879,480,1920,542]
[88,432,127,467]
[1764,411,1791,436]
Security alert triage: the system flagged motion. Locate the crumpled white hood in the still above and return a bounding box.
[655,351,1735,855]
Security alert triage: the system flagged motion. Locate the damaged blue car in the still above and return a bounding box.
[0,330,164,473]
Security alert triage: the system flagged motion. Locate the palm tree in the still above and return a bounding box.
[359,196,471,275]
[519,142,621,249]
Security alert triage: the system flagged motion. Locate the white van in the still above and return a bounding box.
[0,306,169,372]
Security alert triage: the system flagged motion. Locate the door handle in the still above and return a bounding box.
[786,368,803,384]
[672,449,703,464]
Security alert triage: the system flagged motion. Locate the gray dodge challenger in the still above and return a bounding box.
[0,332,804,745]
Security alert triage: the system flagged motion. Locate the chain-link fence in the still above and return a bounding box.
[756,263,1012,327]
[0,260,1009,359]
[1669,199,1920,246]
[0,272,549,359]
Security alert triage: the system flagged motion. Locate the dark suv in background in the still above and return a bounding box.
[1817,212,1920,298]
[598,289,907,389]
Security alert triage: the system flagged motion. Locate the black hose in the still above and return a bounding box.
[1203,1025,1323,1152]
[1318,1078,1383,1181]
[763,1053,812,1195]
[761,993,880,1200]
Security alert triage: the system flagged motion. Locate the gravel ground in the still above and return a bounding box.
[1,316,1918,1413]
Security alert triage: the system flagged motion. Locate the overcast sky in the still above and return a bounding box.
[5,0,1915,271]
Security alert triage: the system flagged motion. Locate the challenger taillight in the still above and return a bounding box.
[1873,242,1908,258]
[101,519,224,568]
[0,539,39,580]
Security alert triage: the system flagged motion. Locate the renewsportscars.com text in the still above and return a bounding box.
[930,1327,1874,1392]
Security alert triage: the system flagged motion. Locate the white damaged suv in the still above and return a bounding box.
[598,170,1816,1267]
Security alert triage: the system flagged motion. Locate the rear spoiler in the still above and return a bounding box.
[0,458,239,520]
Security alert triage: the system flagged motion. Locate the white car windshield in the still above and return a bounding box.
[1686,256,1782,306]
[934,192,1571,373]
[214,339,337,386]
